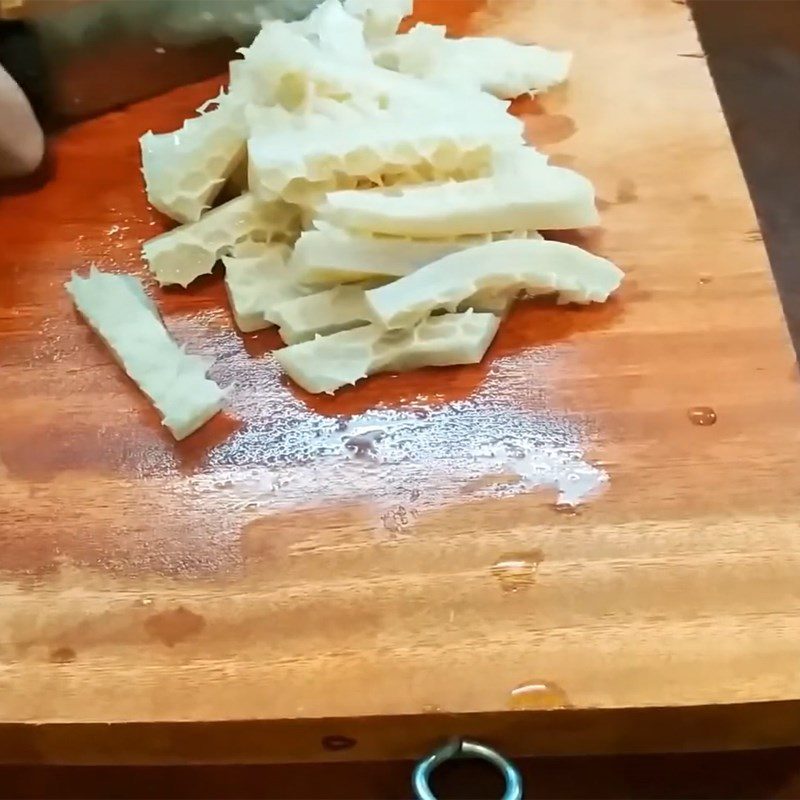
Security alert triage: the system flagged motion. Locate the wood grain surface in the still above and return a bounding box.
[1,0,800,765]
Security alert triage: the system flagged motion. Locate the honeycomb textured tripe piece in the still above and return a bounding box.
[142,193,301,287]
[275,311,500,394]
[366,238,625,329]
[65,269,225,440]
[374,23,572,98]
[222,243,306,333]
[318,147,599,237]
[291,223,543,285]
[140,96,246,224]
[231,17,510,124]
[247,105,523,201]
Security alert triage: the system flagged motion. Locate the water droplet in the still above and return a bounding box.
[381,505,412,533]
[49,646,76,664]
[321,735,356,751]
[421,704,443,714]
[490,549,544,593]
[553,502,579,516]
[687,406,717,426]
[698,274,712,285]
[509,680,570,710]
[343,429,385,460]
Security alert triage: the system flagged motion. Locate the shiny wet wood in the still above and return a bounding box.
[1,0,800,764]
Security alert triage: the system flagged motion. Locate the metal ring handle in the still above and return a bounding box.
[412,738,523,800]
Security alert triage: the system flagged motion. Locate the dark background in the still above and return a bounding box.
[4,0,800,797]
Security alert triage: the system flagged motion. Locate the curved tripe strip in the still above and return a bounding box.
[142,193,300,287]
[291,225,538,285]
[66,269,225,440]
[374,24,571,98]
[222,243,307,332]
[275,311,500,394]
[318,149,598,237]
[366,238,624,329]
[140,96,245,224]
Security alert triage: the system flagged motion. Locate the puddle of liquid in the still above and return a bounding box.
[509,680,571,710]
[490,549,544,593]
[687,406,717,426]
[144,606,206,647]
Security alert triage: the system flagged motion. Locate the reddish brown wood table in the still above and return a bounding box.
[1,0,800,769]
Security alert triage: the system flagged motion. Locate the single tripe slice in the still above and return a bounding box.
[65,269,225,440]
[247,106,522,201]
[318,148,598,237]
[374,24,571,98]
[142,193,300,287]
[222,243,306,332]
[291,223,543,285]
[343,0,411,40]
[366,238,624,329]
[140,95,245,224]
[275,311,499,394]
[272,284,375,344]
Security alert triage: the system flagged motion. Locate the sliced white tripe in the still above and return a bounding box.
[222,243,306,333]
[276,311,500,394]
[374,24,572,98]
[140,95,245,224]
[273,277,524,344]
[318,148,598,237]
[343,0,412,41]
[272,284,375,344]
[247,106,522,201]
[292,223,542,285]
[231,18,509,124]
[65,269,225,440]
[142,193,300,287]
[293,0,373,65]
[366,238,624,329]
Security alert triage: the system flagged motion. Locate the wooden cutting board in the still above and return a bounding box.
[1,0,800,765]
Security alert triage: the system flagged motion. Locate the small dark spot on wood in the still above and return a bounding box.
[322,735,357,752]
[49,646,76,664]
[144,606,205,647]
[678,52,705,59]
[616,178,638,204]
[548,153,577,168]
[744,229,763,242]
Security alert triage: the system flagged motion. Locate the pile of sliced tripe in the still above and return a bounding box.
[67,0,624,441]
